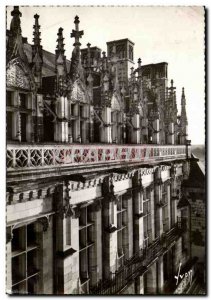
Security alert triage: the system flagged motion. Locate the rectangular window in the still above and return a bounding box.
[19,93,27,109]
[7,91,13,106]
[71,104,75,116]
[20,113,27,142]
[11,223,40,294]
[6,111,13,140]
[66,217,71,246]
[79,106,83,118]
[78,205,94,291]
[110,202,115,225]
[116,195,127,266]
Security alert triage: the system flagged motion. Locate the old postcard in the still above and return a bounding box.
[6,6,205,295]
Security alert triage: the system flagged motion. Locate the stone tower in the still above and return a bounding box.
[106,38,135,86]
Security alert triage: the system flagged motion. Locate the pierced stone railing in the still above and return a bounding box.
[7,144,187,170]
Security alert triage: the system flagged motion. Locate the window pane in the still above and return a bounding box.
[6,111,13,140]
[6,91,13,106]
[19,93,27,109]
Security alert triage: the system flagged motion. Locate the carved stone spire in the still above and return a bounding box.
[33,14,41,49]
[7,6,28,63]
[55,27,66,76]
[137,58,142,78]
[102,51,108,72]
[55,28,67,96]
[137,58,143,105]
[178,87,188,144]
[71,15,84,47]
[56,27,65,55]
[69,16,84,82]
[181,87,188,125]
[86,42,91,69]
[10,6,22,35]
[166,79,177,123]
[32,14,43,88]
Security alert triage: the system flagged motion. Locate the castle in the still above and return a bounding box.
[6,6,199,295]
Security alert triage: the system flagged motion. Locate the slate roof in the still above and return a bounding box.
[23,43,71,78]
[182,154,205,189]
[6,29,71,78]
[177,194,190,209]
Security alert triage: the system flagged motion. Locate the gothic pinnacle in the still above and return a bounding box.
[56,27,65,53]
[33,14,41,47]
[182,87,185,97]
[71,15,84,47]
[74,15,80,25]
[138,58,142,68]
[181,87,186,106]
[87,42,91,69]
[11,6,22,17]
[10,6,22,34]
[180,87,187,125]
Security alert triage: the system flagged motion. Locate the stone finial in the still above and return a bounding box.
[74,15,80,24]
[56,27,65,53]
[10,6,22,34]
[33,14,41,47]
[182,87,185,97]
[71,15,84,47]
[86,42,91,69]
[138,58,142,68]
[11,6,22,17]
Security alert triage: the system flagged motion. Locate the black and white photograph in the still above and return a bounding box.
[5,5,206,295]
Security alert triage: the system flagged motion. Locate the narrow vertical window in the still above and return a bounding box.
[66,217,71,246]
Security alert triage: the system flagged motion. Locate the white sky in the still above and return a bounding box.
[6,6,205,145]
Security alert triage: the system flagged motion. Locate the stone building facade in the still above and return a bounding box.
[6,6,200,295]
[182,155,206,289]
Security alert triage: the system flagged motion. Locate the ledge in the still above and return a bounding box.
[56,247,77,258]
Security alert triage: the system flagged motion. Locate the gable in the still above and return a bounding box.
[71,79,88,103]
[6,58,33,90]
[111,93,121,111]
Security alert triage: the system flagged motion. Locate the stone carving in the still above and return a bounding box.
[71,205,81,219]
[71,80,85,102]
[6,58,32,90]
[6,227,13,243]
[39,216,50,232]
[111,94,121,111]
[7,144,186,170]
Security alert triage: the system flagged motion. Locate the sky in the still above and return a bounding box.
[6,6,205,145]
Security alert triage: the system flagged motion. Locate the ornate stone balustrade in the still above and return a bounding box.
[7,144,187,170]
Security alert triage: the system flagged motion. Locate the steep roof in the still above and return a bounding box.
[182,154,205,189]
[177,194,190,209]
[23,43,71,77]
[6,30,71,78]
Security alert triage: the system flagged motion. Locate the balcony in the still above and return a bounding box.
[7,144,187,182]
[6,144,187,171]
[90,220,187,295]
